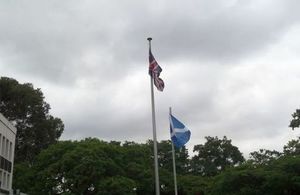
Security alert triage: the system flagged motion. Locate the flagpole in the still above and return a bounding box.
[169,107,178,195]
[148,37,160,195]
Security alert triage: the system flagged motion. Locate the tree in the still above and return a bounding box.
[0,77,64,163]
[178,175,209,195]
[15,138,159,194]
[155,140,190,174]
[191,136,245,176]
[97,176,136,195]
[20,139,126,194]
[249,149,282,165]
[209,164,266,195]
[289,109,300,130]
[13,162,35,193]
[144,140,191,194]
[122,141,153,195]
[209,156,300,195]
[283,137,300,156]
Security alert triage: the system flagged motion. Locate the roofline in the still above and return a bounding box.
[0,113,17,135]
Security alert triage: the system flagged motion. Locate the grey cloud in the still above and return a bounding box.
[1,0,300,157]
[149,1,300,62]
[2,0,300,86]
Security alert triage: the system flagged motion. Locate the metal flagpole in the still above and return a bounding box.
[148,37,160,195]
[169,107,178,195]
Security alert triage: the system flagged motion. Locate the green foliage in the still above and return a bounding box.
[122,141,153,195]
[284,137,300,156]
[145,140,191,194]
[13,162,35,193]
[0,77,64,163]
[209,156,300,195]
[289,109,300,130]
[249,149,282,165]
[178,175,209,195]
[97,176,136,195]
[191,136,245,176]
[13,137,300,195]
[14,139,155,194]
[209,164,266,195]
[154,140,190,174]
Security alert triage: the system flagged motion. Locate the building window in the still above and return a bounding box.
[3,172,6,189]
[7,173,10,189]
[9,142,12,161]
[1,137,5,157]
[5,139,8,159]
[0,134,2,154]
[0,170,2,188]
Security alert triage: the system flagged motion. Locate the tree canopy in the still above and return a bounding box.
[12,137,300,195]
[249,149,282,165]
[289,109,300,130]
[0,77,64,163]
[13,138,203,194]
[283,137,300,156]
[191,136,245,176]
[14,139,152,194]
[210,155,300,195]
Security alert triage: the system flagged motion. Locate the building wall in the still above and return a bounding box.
[0,114,17,194]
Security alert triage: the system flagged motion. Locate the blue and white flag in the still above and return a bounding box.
[169,114,191,148]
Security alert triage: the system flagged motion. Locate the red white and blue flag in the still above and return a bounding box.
[149,50,164,91]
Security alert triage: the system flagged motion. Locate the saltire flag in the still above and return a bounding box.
[169,114,191,148]
[149,50,164,91]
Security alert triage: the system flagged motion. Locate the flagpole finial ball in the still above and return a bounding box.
[147,37,152,41]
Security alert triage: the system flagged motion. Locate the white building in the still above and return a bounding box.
[0,113,16,195]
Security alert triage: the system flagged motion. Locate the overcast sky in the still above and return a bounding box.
[1,0,300,157]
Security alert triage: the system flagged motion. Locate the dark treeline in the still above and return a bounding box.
[13,137,300,195]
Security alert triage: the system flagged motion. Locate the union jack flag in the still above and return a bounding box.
[149,50,164,91]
